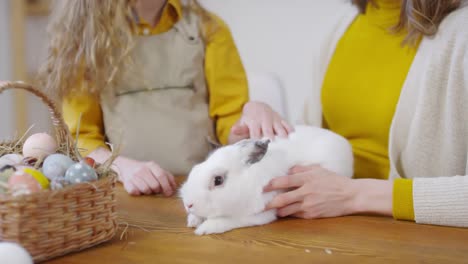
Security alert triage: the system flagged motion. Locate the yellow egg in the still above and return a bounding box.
[22,168,50,190]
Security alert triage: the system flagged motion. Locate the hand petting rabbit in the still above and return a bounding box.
[180,125,354,235]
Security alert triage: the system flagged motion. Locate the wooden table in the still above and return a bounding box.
[46,178,468,264]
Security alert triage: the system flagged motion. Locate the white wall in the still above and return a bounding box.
[25,15,51,134]
[0,0,15,141]
[0,2,51,141]
[201,0,347,122]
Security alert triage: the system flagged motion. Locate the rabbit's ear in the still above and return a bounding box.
[206,136,222,150]
[246,139,270,165]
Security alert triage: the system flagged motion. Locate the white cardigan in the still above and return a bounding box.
[301,2,468,227]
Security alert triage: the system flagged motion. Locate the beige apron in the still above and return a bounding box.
[101,10,215,175]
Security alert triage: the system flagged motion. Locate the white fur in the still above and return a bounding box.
[180,125,353,235]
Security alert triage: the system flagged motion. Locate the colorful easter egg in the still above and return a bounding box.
[22,133,57,160]
[22,168,50,189]
[0,165,16,182]
[50,176,70,191]
[83,157,96,168]
[65,162,98,184]
[8,171,41,196]
[0,154,23,168]
[42,154,74,180]
[22,157,39,167]
[14,165,33,172]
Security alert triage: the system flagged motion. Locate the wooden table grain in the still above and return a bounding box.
[46,178,468,264]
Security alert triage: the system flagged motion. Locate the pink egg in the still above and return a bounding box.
[22,133,57,160]
[8,171,41,196]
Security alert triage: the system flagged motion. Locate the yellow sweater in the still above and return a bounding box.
[63,0,248,154]
[321,1,417,220]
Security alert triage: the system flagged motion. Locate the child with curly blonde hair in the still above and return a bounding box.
[41,0,291,196]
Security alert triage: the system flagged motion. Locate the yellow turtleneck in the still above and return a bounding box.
[321,0,419,220]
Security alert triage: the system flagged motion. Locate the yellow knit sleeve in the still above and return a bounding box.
[203,13,249,145]
[392,178,415,221]
[62,93,108,157]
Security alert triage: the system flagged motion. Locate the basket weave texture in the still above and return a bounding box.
[0,81,117,262]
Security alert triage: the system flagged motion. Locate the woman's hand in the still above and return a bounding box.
[229,101,293,144]
[88,148,177,196]
[264,165,393,219]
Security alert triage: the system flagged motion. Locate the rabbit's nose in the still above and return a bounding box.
[187,204,193,209]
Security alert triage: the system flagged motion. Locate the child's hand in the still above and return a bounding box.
[229,101,293,143]
[113,156,177,196]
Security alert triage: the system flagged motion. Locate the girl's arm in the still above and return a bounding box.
[62,93,108,157]
[203,14,292,144]
[203,14,249,145]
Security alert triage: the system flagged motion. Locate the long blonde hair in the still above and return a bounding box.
[353,0,461,45]
[39,0,215,99]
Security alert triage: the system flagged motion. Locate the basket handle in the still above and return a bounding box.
[0,81,79,158]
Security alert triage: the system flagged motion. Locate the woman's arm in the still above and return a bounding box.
[351,178,393,216]
[264,165,392,218]
[392,179,415,221]
[411,176,468,227]
[390,49,468,227]
[266,165,468,227]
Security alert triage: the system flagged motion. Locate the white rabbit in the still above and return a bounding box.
[180,125,353,235]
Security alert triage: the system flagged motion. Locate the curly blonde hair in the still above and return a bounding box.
[39,0,215,99]
[353,0,461,45]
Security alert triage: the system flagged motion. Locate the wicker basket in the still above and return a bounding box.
[0,81,118,262]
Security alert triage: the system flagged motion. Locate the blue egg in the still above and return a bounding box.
[42,154,74,180]
[50,176,70,190]
[65,162,98,184]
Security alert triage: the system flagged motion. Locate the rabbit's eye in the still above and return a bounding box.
[209,174,227,190]
[214,175,224,186]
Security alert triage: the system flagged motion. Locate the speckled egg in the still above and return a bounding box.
[50,176,70,191]
[8,171,41,196]
[22,133,57,160]
[0,165,16,182]
[65,162,98,184]
[0,154,23,168]
[22,168,50,190]
[42,154,74,180]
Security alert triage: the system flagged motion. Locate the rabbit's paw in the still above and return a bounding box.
[194,218,235,235]
[187,214,204,228]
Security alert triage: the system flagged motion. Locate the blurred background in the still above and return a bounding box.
[0,0,347,141]
[1,0,51,140]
